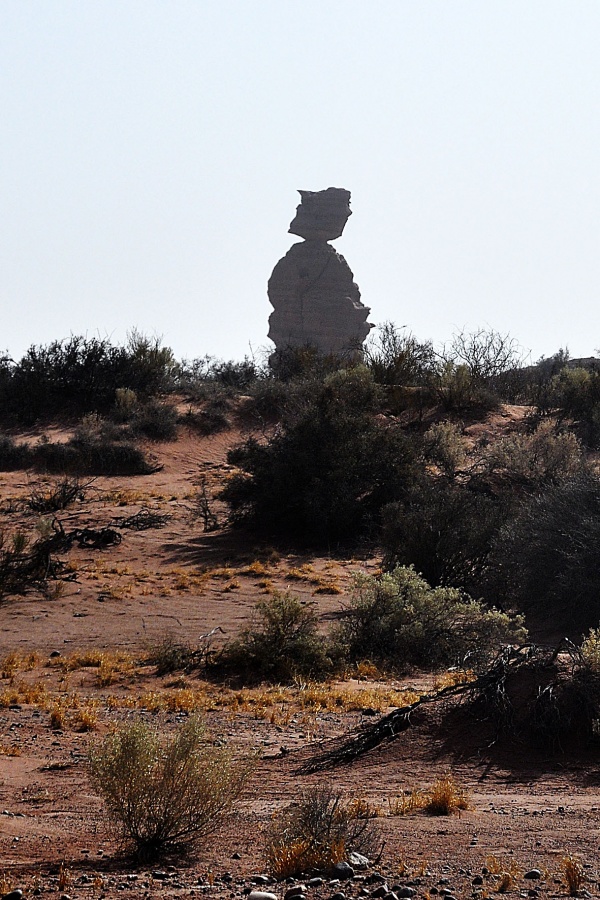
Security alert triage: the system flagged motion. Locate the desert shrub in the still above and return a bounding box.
[183,401,232,436]
[130,399,178,441]
[381,480,510,593]
[549,365,600,447]
[27,477,86,512]
[0,435,30,471]
[268,345,351,382]
[338,567,526,672]
[561,855,585,896]
[422,421,466,478]
[88,716,250,861]
[431,361,501,413]
[222,368,419,544]
[0,333,177,425]
[0,529,57,599]
[209,357,262,388]
[364,322,436,387]
[31,436,156,476]
[483,420,583,487]
[220,593,332,683]
[488,471,600,632]
[431,328,525,411]
[266,786,379,879]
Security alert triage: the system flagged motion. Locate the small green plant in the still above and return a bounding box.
[88,716,251,860]
[266,786,379,879]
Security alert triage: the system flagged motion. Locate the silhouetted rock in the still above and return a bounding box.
[268,188,372,355]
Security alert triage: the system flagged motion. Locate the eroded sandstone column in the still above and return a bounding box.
[267,188,373,354]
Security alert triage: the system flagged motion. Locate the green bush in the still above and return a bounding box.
[483,420,583,487]
[88,716,250,860]
[422,421,466,479]
[221,368,419,544]
[338,566,526,672]
[381,480,509,594]
[488,471,600,633]
[220,593,332,683]
[0,333,177,425]
[364,322,436,387]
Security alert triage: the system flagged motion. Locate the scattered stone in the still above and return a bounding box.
[331,865,355,881]
[232,852,242,860]
[370,885,389,898]
[366,875,387,885]
[2,890,24,900]
[252,876,271,886]
[247,892,278,900]
[349,853,370,871]
[284,887,306,900]
[330,893,346,900]
[152,872,169,880]
[396,889,415,899]
[472,876,484,886]
[524,871,542,880]
[49,650,61,658]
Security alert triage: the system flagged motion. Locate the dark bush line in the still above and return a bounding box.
[0,433,157,476]
[0,333,176,425]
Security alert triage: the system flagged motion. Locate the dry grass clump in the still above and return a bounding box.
[561,855,585,896]
[267,786,379,879]
[424,775,469,815]
[388,776,469,817]
[484,857,522,892]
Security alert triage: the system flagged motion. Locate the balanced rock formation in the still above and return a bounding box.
[268,188,373,355]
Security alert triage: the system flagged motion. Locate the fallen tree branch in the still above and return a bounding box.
[299,645,539,773]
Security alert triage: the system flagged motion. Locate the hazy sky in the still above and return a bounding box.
[2,1,599,364]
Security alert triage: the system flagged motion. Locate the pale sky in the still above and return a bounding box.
[2,1,600,365]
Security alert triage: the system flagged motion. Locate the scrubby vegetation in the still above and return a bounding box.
[266,786,379,878]
[88,716,251,861]
[337,567,526,672]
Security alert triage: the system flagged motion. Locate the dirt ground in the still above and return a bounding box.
[1,413,599,897]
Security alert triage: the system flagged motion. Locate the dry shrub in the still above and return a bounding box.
[88,716,251,861]
[561,855,584,895]
[388,790,425,816]
[423,776,469,816]
[267,786,379,879]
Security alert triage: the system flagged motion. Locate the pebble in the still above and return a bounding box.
[370,885,389,898]
[252,876,271,886]
[2,891,24,900]
[524,870,542,880]
[396,889,415,899]
[308,878,324,888]
[331,863,355,880]
[247,892,278,900]
[349,852,370,871]
[330,893,346,900]
[472,876,484,886]
[284,887,305,900]
[366,875,386,885]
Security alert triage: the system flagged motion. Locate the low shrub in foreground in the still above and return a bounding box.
[88,717,251,861]
[338,566,526,672]
[267,786,379,879]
